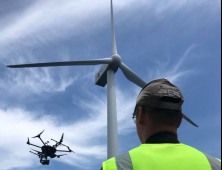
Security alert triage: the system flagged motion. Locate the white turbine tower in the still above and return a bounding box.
[7,0,198,159]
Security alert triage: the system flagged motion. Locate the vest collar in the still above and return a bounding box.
[145,131,180,144]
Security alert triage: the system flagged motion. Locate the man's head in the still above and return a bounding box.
[134,106,183,143]
[133,78,184,143]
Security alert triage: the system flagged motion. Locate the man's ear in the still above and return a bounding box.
[177,112,183,128]
[138,106,145,125]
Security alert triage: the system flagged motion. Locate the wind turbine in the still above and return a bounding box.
[7,0,198,159]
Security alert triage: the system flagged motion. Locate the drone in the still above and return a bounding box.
[27,130,74,165]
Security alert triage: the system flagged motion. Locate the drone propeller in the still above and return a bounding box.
[60,133,64,143]
[31,130,46,146]
[32,130,44,138]
[27,138,30,145]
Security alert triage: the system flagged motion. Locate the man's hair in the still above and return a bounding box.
[138,106,182,129]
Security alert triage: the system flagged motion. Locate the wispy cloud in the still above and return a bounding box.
[0,67,78,98]
[146,44,201,85]
[0,0,137,56]
[0,0,218,57]
[0,45,78,98]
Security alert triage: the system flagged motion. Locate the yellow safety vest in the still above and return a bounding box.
[102,143,221,170]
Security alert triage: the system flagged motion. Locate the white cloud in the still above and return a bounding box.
[0,106,104,169]
[0,86,138,170]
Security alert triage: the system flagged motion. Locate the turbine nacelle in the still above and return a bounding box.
[111,54,121,68]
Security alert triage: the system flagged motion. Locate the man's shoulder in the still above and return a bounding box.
[100,151,132,170]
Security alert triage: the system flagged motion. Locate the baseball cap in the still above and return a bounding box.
[133,78,198,127]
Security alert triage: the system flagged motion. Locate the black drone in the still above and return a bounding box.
[27,130,74,165]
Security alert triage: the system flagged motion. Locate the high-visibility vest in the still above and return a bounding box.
[102,143,221,170]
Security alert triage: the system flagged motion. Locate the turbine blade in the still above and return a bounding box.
[111,0,117,54]
[183,113,199,127]
[7,58,112,68]
[119,62,147,88]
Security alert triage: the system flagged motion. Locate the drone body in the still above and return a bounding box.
[27,130,74,165]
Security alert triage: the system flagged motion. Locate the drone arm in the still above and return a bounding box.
[55,154,67,158]
[51,138,66,148]
[51,138,74,152]
[31,148,43,154]
[56,154,67,156]
[38,137,46,146]
[27,137,42,148]
[30,151,41,156]
[56,149,75,153]
[27,143,42,148]
[51,139,69,148]
[51,139,58,143]
[51,138,60,148]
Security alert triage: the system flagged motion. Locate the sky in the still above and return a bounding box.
[0,0,221,169]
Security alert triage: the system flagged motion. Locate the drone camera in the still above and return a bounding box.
[41,160,50,165]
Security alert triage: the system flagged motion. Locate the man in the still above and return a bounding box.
[101,78,221,170]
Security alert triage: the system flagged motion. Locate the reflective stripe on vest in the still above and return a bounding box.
[115,152,133,170]
[102,144,221,170]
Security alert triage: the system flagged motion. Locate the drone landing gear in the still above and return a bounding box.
[40,159,50,165]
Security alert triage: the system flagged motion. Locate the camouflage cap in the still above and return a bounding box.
[133,78,198,127]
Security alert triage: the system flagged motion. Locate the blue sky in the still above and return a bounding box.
[0,0,221,169]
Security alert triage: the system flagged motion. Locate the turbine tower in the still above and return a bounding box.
[7,0,198,159]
